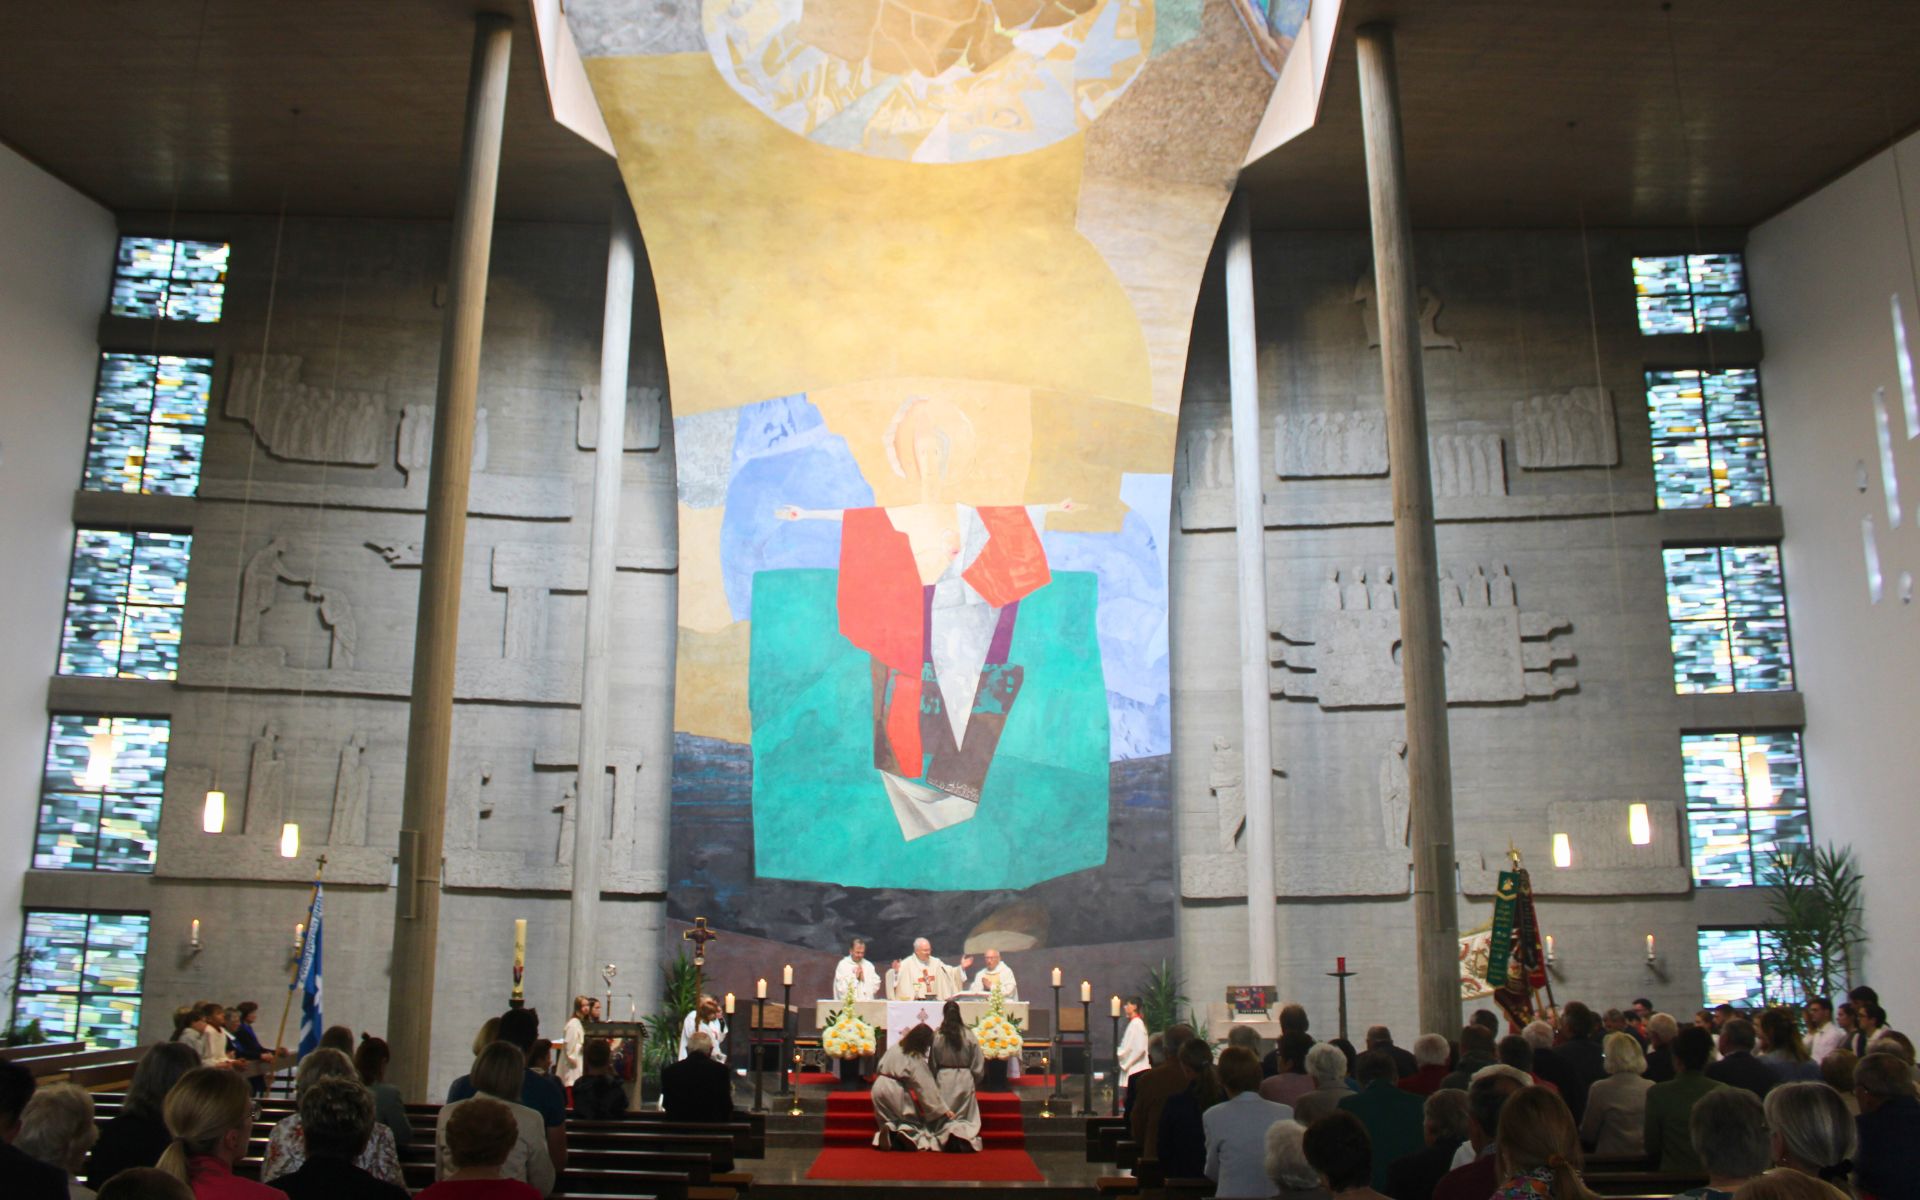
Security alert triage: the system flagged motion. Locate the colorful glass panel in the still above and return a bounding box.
[83,353,212,496]
[1682,731,1808,886]
[11,911,150,1048]
[58,530,191,681]
[108,237,229,323]
[1698,927,1803,1009]
[1646,368,1771,508]
[35,715,168,873]
[1663,545,1792,694]
[1634,253,1754,335]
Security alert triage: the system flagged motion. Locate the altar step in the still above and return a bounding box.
[822,1090,1026,1148]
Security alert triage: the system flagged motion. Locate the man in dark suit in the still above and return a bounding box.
[1553,1002,1606,1120]
[661,1031,736,1123]
[1126,1022,1193,1162]
[1705,1018,1777,1099]
[1386,1087,1470,1200]
[1366,1025,1419,1079]
[1853,1052,1920,1200]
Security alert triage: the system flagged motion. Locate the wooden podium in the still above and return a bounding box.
[582,1020,649,1105]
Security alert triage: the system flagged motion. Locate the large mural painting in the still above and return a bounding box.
[570,0,1292,960]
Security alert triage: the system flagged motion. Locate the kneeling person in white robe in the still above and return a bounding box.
[871,1025,952,1151]
[930,1001,985,1152]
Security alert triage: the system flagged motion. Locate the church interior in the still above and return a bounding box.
[3,1,1920,1197]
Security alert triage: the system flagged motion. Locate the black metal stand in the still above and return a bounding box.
[752,996,766,1113]
[1326,964,1356,1044]
[1110,1011,1121,1115]
[1050,982,1064,1103]
[1080,998,1093,1116]
[778,981,793,1096]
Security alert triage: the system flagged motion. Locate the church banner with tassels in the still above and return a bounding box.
[1487,868,1549,1028]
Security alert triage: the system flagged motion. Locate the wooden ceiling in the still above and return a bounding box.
[2,1,1918,229]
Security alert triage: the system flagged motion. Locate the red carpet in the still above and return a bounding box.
[787,1071,841,1087]
[804,1147,1044,1181]
[823,1089,1026,1149]
[1011,1073,1061,1089]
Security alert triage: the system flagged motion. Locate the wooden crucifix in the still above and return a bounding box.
[683,917,719,994]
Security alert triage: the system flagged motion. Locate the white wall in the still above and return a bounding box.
[0,147,117,971]
[1749,132,1920,1001]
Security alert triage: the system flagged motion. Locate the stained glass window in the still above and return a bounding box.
[82,352,214,496]
[1698,927,1805,1009]
[1634,253,1753,335]
[1647,368,1771,508]
[109,236,229,323]
[11,910,150,1048]
[58,529,192,680]
[1662,545,1793,693]
[1681,730,1809,886]
[34,714,168,873]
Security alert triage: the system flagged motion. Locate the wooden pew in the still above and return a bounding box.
[0,1041,86,1061]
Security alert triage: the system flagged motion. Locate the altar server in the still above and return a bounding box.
[678,996,727,1064]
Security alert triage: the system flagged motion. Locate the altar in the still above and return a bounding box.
[815,996,1031,1044]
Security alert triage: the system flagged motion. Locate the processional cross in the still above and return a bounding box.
[683,917,719,992]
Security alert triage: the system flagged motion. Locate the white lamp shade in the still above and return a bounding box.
[1628,803,1651,846]
[279,822,300,858]
[1551,832,1572,868]
[202,790,226,834]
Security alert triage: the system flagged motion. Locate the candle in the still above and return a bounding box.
[191,918,201,944]
[1051,966,1063,988]
[1110,995,1122,1018]
[1545,935,1555,960]
[725,992,736,1015]
[782,963,794,986]
[1646,934,1655,958]
[756,977,768,999]
[630,1002,636,1020]
[1080,980,1091,1003]
[295,922,305,951]
[1337,956,1346,973]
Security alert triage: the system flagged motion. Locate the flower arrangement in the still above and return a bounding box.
[973,981,1024,1061]
[822,981,877,1060]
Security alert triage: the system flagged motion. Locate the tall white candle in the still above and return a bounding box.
[1051,967,1063,988]
[1080,980,1091,1003]
[1110,995,1121,1018]
[725,992,736,1015]
[782,963,794,986]
[756,977,768,999]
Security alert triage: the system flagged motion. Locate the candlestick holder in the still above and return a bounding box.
[752,995,767,1113]
[1080,997,1093,1116]
[788,1052,805,1116]
[1109,1009,1121,1115]
[1326,960,1357,1043]
[1050,982,1064,1103]
[778,979,793,1096]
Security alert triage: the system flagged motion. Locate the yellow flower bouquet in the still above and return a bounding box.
[973,981,1025,1061]
[822,981,877,1060]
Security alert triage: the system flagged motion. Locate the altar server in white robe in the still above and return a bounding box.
[968,948,1017,999]
[871,1024,952,1151]
[832,938,882,1001]
[889,938,972,1001]
[679,995,727,1064]
[1117,996,1150,1094]
[931,1001,985,1152]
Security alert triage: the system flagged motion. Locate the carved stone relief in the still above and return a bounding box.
[1429,433,1507,497]
[328,732,372,847]
[244,721,286,834]
[237,538,309,646]
[1184,427,1233,491]
[1354,276,1460,350]
[1271,562,1575,708]
[1379,738,1409,849]
[1208,735,1244,852]
[1275,412,1389,478]
[226,354,384,466]
[577,385,664,451]
[1512,387,1619,469]
[366,540,423,567]
[398,404,490,484]
[308,585,356,669]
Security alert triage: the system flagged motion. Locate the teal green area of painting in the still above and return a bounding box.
[1153,0,1204,56]
[748,569,1109,891]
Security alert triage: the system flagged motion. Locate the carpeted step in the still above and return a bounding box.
[822,1089,1028,1149]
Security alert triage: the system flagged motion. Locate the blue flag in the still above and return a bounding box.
[294,885,324,1058]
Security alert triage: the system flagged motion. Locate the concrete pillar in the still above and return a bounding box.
[387,13,513,1098]
[568,196,638,1005]
[1224,197,1277,986]
[1355,23,1461,1035]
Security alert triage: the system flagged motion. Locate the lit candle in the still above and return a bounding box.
[1051,967,1063,988]
[295,922,305,951]
[782,963,794,986]
[1337,956,1346,973]
[1110,995,1121,1018]
[1080,980,1091,1003]
[1646,934,1655,959]
[1545,935,1555,961]
[725,992,736,1015]
[630,1001,636,1020]
[757,977,768,999]
[191,918,201,944]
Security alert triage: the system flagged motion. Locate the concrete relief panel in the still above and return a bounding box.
[1512,387,1619,470]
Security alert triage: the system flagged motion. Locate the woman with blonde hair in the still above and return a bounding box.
[1491,1086,1601,1200]
[1578,1032,1654,1155]
[1761,1082,1856,1194]
[154,1067,281,1198]
[436,1042,555,1195]
[258,1048,401,1186]
[17,1082,100,1198]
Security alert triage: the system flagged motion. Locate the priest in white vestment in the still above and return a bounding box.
[968,947,1017,999]
[832,938,882,1001]
[889,938,972,1000]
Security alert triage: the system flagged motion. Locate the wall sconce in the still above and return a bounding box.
[1551,833,1572,869]
[1628,803,1651,846]
[279,822,300,858]
[202,790,226,834]
[1544,934,1556,965]
[1644,933,1656,964]
[1643,933,1668,981]
[189,918,203,954]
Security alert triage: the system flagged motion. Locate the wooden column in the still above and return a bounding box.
[387,13,513,1098]
[1355,23,1461,1036]
[1224,196,1277,986]
[568,196,637,1005]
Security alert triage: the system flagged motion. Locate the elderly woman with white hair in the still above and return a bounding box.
[1403,1033,1454,1095]
[1293,1042,1358,1126]
[1266,1117,1334,1200]
[1579,1032,1654,1155]
[17,1082,99,1199]
[1762,1081,1858,1193]
[260,1048,403,1186]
